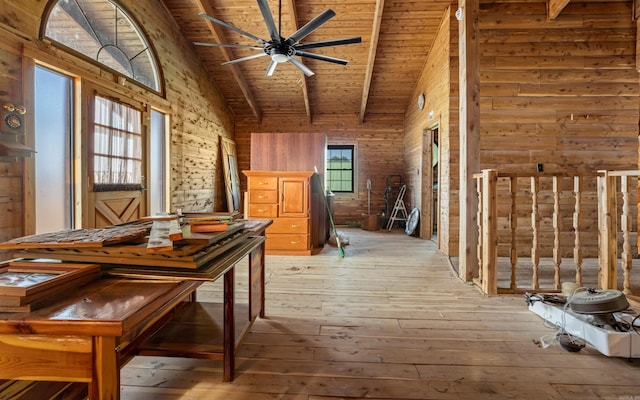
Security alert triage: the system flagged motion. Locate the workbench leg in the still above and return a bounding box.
[223,267,235,382]
[248,243,266,320]
[258,242,266,318]
[90,336,119,400]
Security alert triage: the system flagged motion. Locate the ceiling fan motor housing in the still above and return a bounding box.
[269,45,294,63]
[569,289,629,314]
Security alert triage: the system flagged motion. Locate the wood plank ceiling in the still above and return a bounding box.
[161,0,451,123]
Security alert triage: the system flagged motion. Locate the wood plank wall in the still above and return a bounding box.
[403,7,454,252]
[0,44,24,245]
[479,0,638,173]
[139,0,235,213]
[0,0,235,253]
[404,0,639,258]
[250,132,326,172]
[479,0,638,258]
[236,114,405,225]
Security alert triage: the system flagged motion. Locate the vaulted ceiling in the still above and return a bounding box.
[161,0,452,123]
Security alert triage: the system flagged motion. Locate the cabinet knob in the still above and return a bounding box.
[290,241,301,244]
[257,209,266,213]
[291,224,300,228]
[258,181,268,185]
[258,195,267,199]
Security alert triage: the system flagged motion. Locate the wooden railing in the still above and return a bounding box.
[473,169,639,303]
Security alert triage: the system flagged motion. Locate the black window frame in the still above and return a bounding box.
[326,144,355,193]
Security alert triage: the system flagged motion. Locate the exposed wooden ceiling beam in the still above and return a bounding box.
[548,0,571,20]
[359,0,385,124]
[194,0,262,122]
[285,0,312,124]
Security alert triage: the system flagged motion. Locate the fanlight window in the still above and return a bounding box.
[43,0,161,92]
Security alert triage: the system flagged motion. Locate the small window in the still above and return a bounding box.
[327,145,354,193]
[43,0,161,92]
[92,95,143,191]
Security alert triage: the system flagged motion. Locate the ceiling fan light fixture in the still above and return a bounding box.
[270,50,289,63]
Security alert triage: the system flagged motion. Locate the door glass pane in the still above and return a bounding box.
[35,66,73,233]
[92,95,142,191]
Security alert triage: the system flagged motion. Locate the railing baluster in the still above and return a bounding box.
[553,176,562,290]
[482,169,498,295]
[509,176,518,291]
[621,176,632,295]
[573,176,583,286]
[597,170,618,290]
[531,176,540,290]
[476,175,483,284]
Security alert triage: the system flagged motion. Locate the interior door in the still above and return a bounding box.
[85,87,147,228]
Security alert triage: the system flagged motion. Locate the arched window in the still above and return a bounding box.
[42,0,161,92]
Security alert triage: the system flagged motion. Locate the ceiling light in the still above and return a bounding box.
[271,52,289,63]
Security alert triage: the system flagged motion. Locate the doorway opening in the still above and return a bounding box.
[421,126,439,243]
[431,127,439,241]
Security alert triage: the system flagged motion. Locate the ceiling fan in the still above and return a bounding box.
[194,0,362,77]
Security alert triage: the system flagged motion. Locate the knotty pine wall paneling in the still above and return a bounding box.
[0,41,27,253]
[0,0,235,250]
[236,114,404,225]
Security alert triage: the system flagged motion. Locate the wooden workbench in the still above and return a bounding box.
[0,219,270,400]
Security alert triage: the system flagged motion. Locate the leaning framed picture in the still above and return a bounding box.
[0,261,100,298]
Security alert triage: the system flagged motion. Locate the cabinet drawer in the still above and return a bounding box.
[266,234,309,251]
[249,176,277,190]
[250,190,278,204]
[267,218,309,234]
[248,204,278,218]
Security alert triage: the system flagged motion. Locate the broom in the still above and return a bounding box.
[314,167,344,258]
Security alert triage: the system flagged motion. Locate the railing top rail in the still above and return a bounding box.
[598,169,640,177]
[473,170,598,179]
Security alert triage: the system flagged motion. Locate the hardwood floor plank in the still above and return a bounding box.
[120,228,639,400]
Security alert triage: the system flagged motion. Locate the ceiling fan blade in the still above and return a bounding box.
[294,36,362,50]
[194,42,264,50]
[222,52,268,65]
[256,0,281,43]
[288,57,315,77]
[265,60,278,76]
[295,51,349,65]
[199,13,266,44]
[286,9,336,45]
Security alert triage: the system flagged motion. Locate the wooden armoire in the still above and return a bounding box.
[244,132,327,255]
[244,170,323,255]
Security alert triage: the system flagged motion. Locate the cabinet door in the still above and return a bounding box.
[279,177,308,217]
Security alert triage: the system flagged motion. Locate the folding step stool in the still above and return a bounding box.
[386,184,408,230]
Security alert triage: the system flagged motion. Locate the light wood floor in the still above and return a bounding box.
[121,228,640,400]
